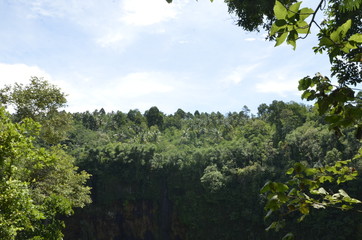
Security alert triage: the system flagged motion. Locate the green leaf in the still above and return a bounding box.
[338,189,350,198]
[299,7,314,21]
[300,90,310,99]
[275,32,288,46]
[276,182,289,192]
[288,188,297,196]
[275,19,287,27]
[286,167,294,175]
[303,90,315,100]
[317,187,328,195]
[288,2,302,18]
[319,37,335,47]
[346,198,361,204]
[341,204,353,210]
[341,41,357,53]
[278,192,289,202]
[297,214,306,222]
[349,33,362,43]
[264,209,273,220]
[282,232,294,240]
[270,24,281,36]
[311,202,326,209]
[274,1,288,20]
[287,30,298,49]
[305,167,318,176]
[326,166,338,174]
[260,181,271,193]
[337,176,346,184]
[299,203,310,214]
[265,222,277,231]
[298,77,312,90]
[293,162,306,173]
[318,175,333,183]
[296,20,309,34]
[270,20,288,36]
[330,20,352,43]
[316,99,330,115]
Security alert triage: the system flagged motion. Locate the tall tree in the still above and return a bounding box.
[0,77,73,145]
[144,106,164,129]
[0,107,91,240]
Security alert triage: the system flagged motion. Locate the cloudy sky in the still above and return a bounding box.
[0,0,330,114]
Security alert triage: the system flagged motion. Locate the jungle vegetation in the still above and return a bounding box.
[0,78,361,239]
[1,0,361,239]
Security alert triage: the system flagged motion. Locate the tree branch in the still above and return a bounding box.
[299,0,326,40]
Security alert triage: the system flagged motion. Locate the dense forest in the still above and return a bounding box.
[66,101,362,239]
[63,99,362,240]
[1,0,361,239]
[1,78,361,240]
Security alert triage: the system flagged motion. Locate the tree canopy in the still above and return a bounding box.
[0,77,73,145]
[0,0,361,239]
[0,106,91,239]
[166,0,362,238]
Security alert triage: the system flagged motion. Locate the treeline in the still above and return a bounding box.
[64,101,362,239]
[1,79,361,240]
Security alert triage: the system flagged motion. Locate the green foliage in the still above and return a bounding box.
[0,78,73,145]
[144,106,164,129]
[200,164,226,191]
[1,77,67,119]
[270,0,314,49]
[60,97,362,239]
[258,0,362,237]
[0,107,91,239]
[262,158,360,238]
[264,1,362,142]
[0,179,42,240]
[298,73,362,138]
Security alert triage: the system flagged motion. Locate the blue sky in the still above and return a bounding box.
[0,0,331,114]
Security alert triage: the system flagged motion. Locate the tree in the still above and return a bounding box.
[127,109,144,125]
[0,77,73,145]
[258,0,362,232]
[234,0,362,237]
[174,108,187,119]
[0,107,91,239]
[144,106,164,129]
[167,0,296,32]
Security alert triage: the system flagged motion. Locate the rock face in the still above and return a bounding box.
[63,174,187,240]
[62,144,267,240]
[64,198,186,240]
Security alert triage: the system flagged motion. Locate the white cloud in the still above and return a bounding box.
[20,0,93,19]
[255,80,298,96]
[255,70,300,96]
[120,0,183,26]
[222,64,260,85]
[17,0,133,50]
[0,63,52,86]
[96,32,126,48]
[64,71,178,112]
[110,72,175,98]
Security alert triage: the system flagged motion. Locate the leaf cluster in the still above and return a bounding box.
[270,1,314,49]
[262,158,361,239]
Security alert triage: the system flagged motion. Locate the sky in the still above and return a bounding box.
[0,0,331,114]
